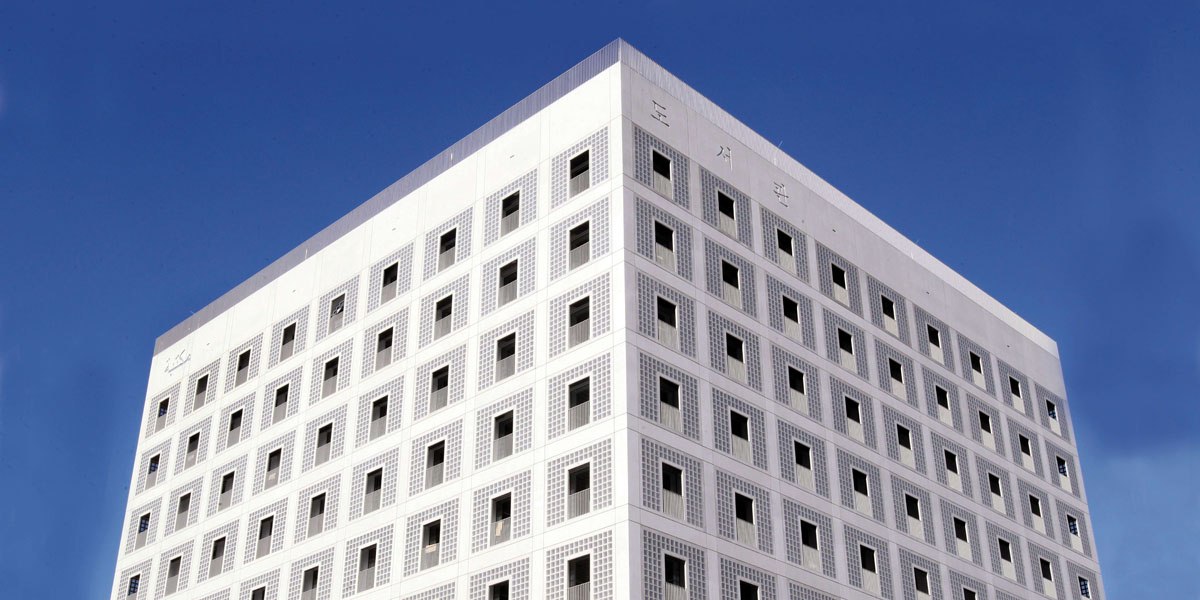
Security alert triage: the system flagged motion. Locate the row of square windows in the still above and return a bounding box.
[630,128,1072,446]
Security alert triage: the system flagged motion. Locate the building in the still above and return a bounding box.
[111,39,1104,600]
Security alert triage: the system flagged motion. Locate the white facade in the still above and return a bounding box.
[112,40,1104,600]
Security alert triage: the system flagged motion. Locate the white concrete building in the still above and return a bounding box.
[112,40,1104,600]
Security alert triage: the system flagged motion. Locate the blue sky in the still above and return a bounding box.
[0,2,1196,598]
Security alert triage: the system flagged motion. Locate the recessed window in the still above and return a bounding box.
[654,221,675,252]
[734,493,756,545]
[278,322,298,361]
[913,568,930,595]
[1040,558,1055,582]
[437,229,457,271]
[235,350,252,386]
[250,588,266,600]
[227,410,243,446]
[568,297,592,347]
[888,359,905,392]
[174,493,191,531]
[314,424,333,466]
[776,229,794,256]
[375,327,394,370]
[788,367,806,397]
[308,493,326,537]
[489,581,511,600]
[357,544,378,592]
[255,515,274,558]
[837,329,856,370]
[500,192,521,236]
[717,191,737,237]
[490,493,512,545]
[369,397,389,440]
[845,398,861,424]
[164,556,181,595]
[429,366,450,412]
[1079,577,1093,598]
[495,333,517,380]
[567,555,591,594]
[208,537,226,578]
[184,433,200,469]
[567,378,592,430]
[794,441,812,470]
[146,454,161,489]
[905,494,921,521]
[569,151,591,196]
[193,374,210,411]
[661,462,684,517]
[264,449,282,489]
[496,261,520,308]
[569,222,591,269]
[135,513,150,549]
[321,357,339,398]
[363,468,383,514]
[954,517,969,543]
[218,471,235,510]
[860,545,877,573]
[963,589,978,600]
[979,411,993,433]
[433,295,454,339]
[155,398,170,432]
[881,296,896,319]
[739,581,759,600]
[725,334,745,381]
[663,553,686,590]
[659,377,681,431]
[126,576,140,599]
[652,151,672,180]
[301,566,320,600]
[272,385,290,425]
[830,264,849,305]
[425,441,446,488]
[380,263,400,303]
[852,469,870,498]
[567,463,592,518]
[327,294,346,334]
[493,410,514,461]
[926,325,942,348]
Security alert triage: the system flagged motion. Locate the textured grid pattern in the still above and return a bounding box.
[700,167,753,247]
[470,471,532,551]
[252,431,295,495]
[640,437,705,526]
[224,333,264,393]
[769,345,823,421]
[292,474,340,544]
[816,242,863,315]
[948,570,988,600]
[402,499,459,576]
[547,353,612,439]
[766,275,816,349]
[914,305,956,372]
[545,439,612,526]
[932,432,975,500]
[549,196,610,281]
[985,521,1027,585]
[636,271,697,357]
[544,530,612,600]
[761,207,810,281]
[243,499,288,563]
[414,345,466,420]
[641,529,707,600]
[340,524,394,597]
[635,196,693,281]
[360,307,409,377]
[300,404,346,472]
[719,556,778,600]
[238,569,279,600]
[711,387,769,469]
[547,273,611,358]
[1055,499,1093,557]
[469,558,530,600]
[366,243,414,313]
[634,125,690,207]
[474,388,534,468]
[704,236,758,316]
[966,393,1005,456]
[550,127,609,208]
[269,306,310,368]
[638,352,702,440]
[1036,383,1073,442]
[355,375,404,447]
[956,333,996,396]
[422,207,473,280]
[890,474,938,545]
[206,455,247,516]
[306,339,353,404]
[483,169,538,245]
[286,547,334,600]
[183,360,221,418]
[898,547,944,600]
[154,540,193,600]
[1028,542,1066,600]
[867,275,911,345]
[1018,479,1054,536]
[997,360,1030,414]
[144,383,180,440]
[124,498,161,554]
[216,393,256,453]
[836,448,886,522]
[876,339,918,406]
[1066,561,1102,600]
[116,559,151,600]
[174,417,212,474]
[348,448,400,520]
[831,376,878,449]
[136,440,171,494]
[976,455,1016,517]
[715,469,774,553]
[923,366,965,432]
[260,368,304,430]
[480,237,538,315]
[845,525,894,599]
[417,274,471,348]
[707,310,763,390]
[314,276,359,343]
[196,519,239,584]
[408,421,463,495]
[822,309,869,379]
[478,311,535,389]
[1008,419,1046,478]
[940,498,983,565]
[782,498,837,577]
[882,404,928,474]
[777,418,831,498]
[164,477,203,536]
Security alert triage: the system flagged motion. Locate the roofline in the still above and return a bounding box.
[155,38,1057,357]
